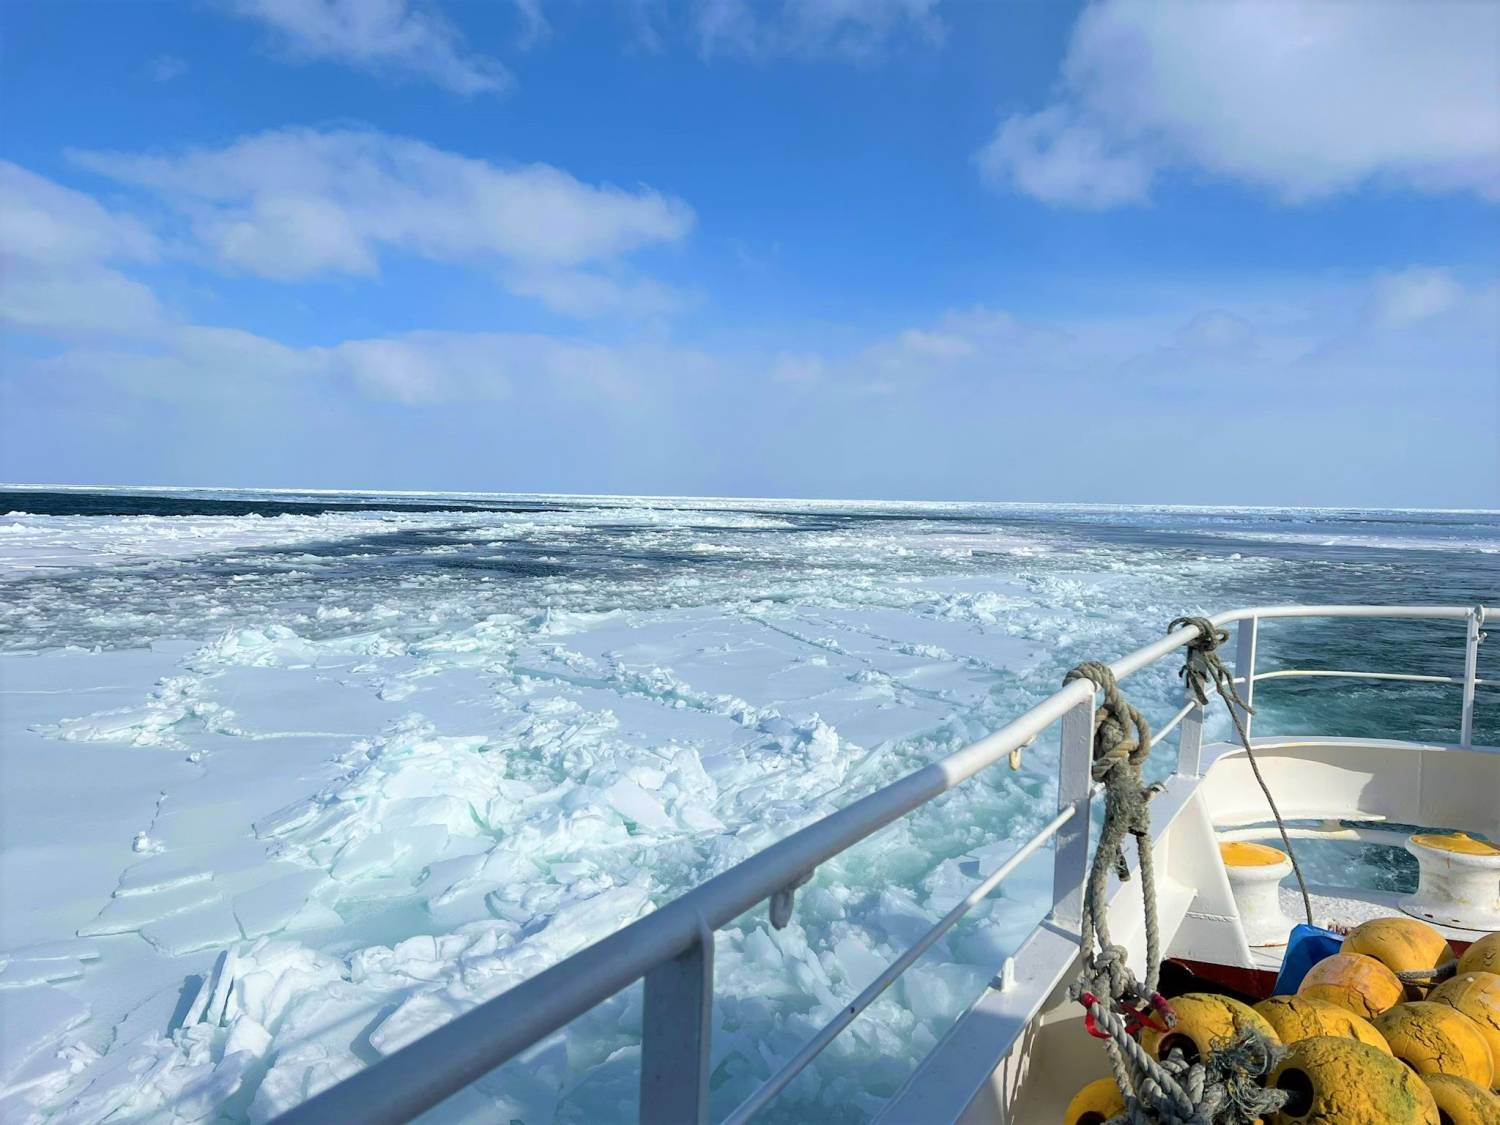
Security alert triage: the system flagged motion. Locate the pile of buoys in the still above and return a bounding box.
[1063,917,1500,1124]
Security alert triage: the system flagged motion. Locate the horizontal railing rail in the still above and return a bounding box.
[274,604,1489,1125]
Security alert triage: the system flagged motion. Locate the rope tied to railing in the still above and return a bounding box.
[1169,617,1313,927]
[1064,658,1286,1124]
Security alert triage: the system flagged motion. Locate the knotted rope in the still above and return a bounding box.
[1064,658,1286,1123]
[1169,617,1313,926]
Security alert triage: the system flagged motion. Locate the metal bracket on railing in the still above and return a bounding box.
[990,955,1016,993]
[1008,735,1037,771]
[769,870,814,929]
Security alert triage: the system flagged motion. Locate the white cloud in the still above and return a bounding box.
[0,162,166,338]
[228,0,510,95]
[1371,267,1464,326]
[695,0,942,59]
[73,128,695,315]
[771,352,823,385]
[148,54,189,82]
[979,0,1500,207]
[976,106,1152,209]
[511,0,550,49]
[505,269,684,319]
[0,162,158,267]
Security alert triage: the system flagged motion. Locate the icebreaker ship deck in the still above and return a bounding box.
[274,605,1496,1124]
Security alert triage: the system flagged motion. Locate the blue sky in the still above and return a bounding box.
[2,0,1497,505]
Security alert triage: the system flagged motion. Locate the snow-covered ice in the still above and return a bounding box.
[1,491,1495,1123]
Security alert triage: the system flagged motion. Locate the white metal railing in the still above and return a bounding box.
[273,604,1489,1125]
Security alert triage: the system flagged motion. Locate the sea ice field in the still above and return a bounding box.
[1,488,1496,1123]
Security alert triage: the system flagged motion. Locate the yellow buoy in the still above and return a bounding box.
[1419,1074,1500,1125]
[1344,917,1456,997]
[1373,1001,1495,1086]
[1266,1035,1439,1124]
[1254,995,1392,1054]
[1140,992,1279,1063]
[1299,952,1406,1019]
[1063,1077,1126,1125]
[1429,972,1500,1078]
[1460,934,1500,977]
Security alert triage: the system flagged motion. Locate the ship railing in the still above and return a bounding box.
[274,604,1490,1125]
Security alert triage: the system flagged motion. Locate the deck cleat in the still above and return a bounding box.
[1401,833,1500,932]
[1220,840,1296,947]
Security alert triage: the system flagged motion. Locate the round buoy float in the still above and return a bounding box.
[1344,917,1456,997]
[1460,933,1500,976]
[1428,972,1500,1082]
[1139,992,1279,1063]
[1266,1035,1439,1124]
[1254,995,1392,1054]
[1063,1077,1126,1125]
[1299,952,1406,1019]
[1419,1074,1500,1125]
[1373,1001,1495,1087]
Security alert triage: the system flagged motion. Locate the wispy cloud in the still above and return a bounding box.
[0,162,166,339]
[694,0,943,60]
[72,128,695,317]
[5,161,1496,502]
[226,0,510,95]
[978,0,1500,207]
[148,54,189,82]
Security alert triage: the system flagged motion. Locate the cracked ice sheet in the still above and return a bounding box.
[0,494,1381,1125]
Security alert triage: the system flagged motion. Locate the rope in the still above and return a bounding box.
[1397,959,1458,987]
[1064,658,1285,1123]
[1169,617,1313,927]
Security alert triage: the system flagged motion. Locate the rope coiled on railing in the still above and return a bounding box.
[1064,655,1287,1123]
[1169,616,1313,927]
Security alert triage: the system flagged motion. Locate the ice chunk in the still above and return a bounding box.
[141,899,244,956]
[0,986,90,1082]
[0,938,100,963]
[247,1043,362,1124]
[115,852,215,896]
[233,870,332,939]
[602,778,674,831]
[77,880,223,937]
[0,958,85,989]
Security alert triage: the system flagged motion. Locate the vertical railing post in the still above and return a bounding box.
[640,920,714,1125]
[1050,696,1095,932]
[1459,605,1484,748]
[1233,616,1259,740]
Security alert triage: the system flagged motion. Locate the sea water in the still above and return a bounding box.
[0,490,1495,1122]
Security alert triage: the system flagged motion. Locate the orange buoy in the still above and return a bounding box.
[1419,1074,1500,1125]
[1063,1077,1126,1125]
[1140,992,1279,1063]
[1299,952,1405,1019]
[1428,972,1500,1079]
[1460,934,1500,976]
[1254,995,1391,1054]
[1266,1035,1439,1123]
[1373,1001,1495,1086]
[1344,917,1455,997]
